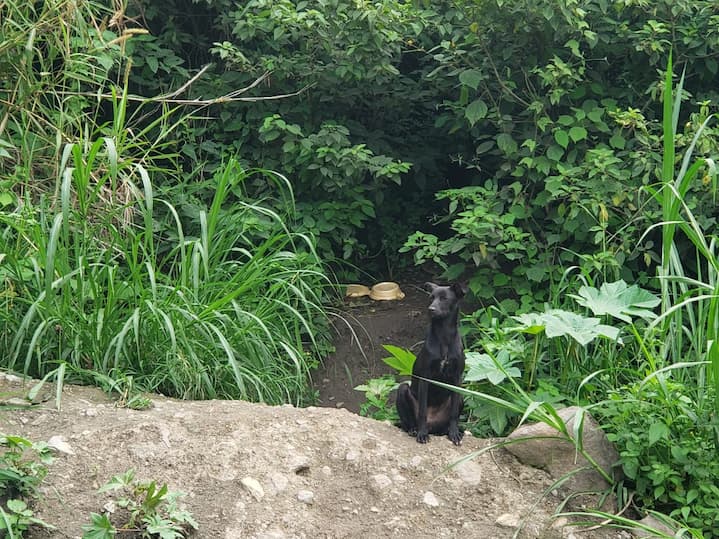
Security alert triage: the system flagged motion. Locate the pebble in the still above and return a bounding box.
[297,489,314,505]
[47,435,74,455]
[240,477,264,501]
[422,491,440,507]
[495,513,520,528]
[369,473,392,492]
[269,472,288,493]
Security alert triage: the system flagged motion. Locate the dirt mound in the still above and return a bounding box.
[0,375,628,539]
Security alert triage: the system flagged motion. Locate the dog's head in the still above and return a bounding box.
[424,282,466,319]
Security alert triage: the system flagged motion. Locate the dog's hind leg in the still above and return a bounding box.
[396,383,418,435]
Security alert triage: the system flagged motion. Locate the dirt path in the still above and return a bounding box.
[315,280,431,413]
[1,373,629,539]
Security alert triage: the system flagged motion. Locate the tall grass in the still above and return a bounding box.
[645,52,718,408]
[0,0,332,405]
[0,146,330,404]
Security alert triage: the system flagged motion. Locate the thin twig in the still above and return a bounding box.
[54,71,312,106]
[155,63,214,100]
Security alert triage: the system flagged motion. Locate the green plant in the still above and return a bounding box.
[0,434,53,499]
[354,375,399,422]
[599,378,718,534]
[0,146,332,404]
[83,470,198,539]
[0,499,55,538]
[379,345,416,375]
[0,434,56,537]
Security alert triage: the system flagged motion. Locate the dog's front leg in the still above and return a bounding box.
[416,378,430,443]
[447,391,464,445]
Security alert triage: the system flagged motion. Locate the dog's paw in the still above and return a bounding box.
[416,431,430,444]
[448,428,464,446]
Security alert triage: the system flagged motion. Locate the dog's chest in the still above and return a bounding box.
[431,353,458,379]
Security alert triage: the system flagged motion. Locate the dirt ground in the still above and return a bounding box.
[314,279,431,413]
[0,279,634,539]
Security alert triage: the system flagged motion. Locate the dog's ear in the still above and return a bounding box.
[451,282,467,298]
[424,282,439,293]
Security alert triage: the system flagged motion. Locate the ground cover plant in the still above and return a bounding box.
[0,434,55,537]
[83,470,197,539]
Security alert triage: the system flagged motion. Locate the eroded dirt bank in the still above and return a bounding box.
[0,375,629,539]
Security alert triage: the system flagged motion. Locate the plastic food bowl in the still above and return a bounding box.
[345,284,371,298]
[369,282,405,301]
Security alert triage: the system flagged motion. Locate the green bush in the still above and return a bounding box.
[599,381,719,535]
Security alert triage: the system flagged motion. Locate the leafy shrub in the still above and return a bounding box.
[0,434,55,537]
[599,380,719,535]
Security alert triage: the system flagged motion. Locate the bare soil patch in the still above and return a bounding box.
[315,280,430,413]
[2,376,626,539]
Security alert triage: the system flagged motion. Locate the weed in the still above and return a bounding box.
[0,434,56,537]
[82,470,197,539]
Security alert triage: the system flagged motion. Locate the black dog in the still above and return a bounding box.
[396,282,466,445]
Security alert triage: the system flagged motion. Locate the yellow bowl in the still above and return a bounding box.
[369,282,405,301]
[345,284,371,298]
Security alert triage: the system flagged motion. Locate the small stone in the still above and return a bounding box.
[288,455,311,474]
[85,408,98,417]
[495,513,520,528]
[369,473,392,493]
[297,489,314,505]
[240,477,264,501]
[47,435,74,455]
[422,491,440,507]
[552,517,569,529]
[335,401,344,408]
[321,466,332,476]
[370,506,380,513]
[345,450,359,461]
[269,473,288,493]
[454,460,482,486]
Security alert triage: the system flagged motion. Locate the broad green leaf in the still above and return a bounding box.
[609,133,625,149]
[570,280,660,323]
[546,144,564,161]
[511,312,546,334]
[459,69,482,90]
[648,421,669,446]
[465,351,520,385]
[381,344,416,375]
[465,99,488,126]
[568,126,587,142]
[554,130,569,149]
[496,133,517,154]
[542,309,621,345]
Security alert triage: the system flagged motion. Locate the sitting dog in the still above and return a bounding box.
[396,282,466,445]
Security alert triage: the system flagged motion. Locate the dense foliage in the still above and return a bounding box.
[2,0,719,535]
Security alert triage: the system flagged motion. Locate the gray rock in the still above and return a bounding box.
[47,435,74,455]
[369,473,392,493]
[454,459,482,486]
[269,472,289,493]
[506,406,620,510]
